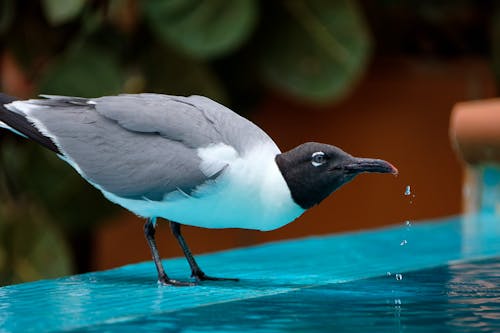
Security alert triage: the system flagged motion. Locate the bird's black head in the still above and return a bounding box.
[275,142,398,209]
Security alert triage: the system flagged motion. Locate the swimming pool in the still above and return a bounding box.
[0,212,498,332]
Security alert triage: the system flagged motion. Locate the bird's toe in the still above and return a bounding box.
[158,277,196,287]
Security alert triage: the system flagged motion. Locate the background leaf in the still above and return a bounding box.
[42,0,86,26]
[39,45,123,97]
[0,199,73,284]
[143,0,257,59]
[0,141,116,233]
[259,0,372,103]
[139,44,227,103]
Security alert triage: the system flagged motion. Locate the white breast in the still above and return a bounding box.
[100,143,305,231]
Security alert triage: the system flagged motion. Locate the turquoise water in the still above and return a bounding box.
[73,257,499,333]
[0,214,498,332]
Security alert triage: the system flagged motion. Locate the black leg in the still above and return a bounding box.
[144,218,194,286]
[169,221,239,282]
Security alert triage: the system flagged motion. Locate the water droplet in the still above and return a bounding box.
[386,272,392,276]
[395,274,403,280]
[404,185,411,196]
[400,239,408,246]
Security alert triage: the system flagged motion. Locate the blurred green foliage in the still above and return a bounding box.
[0,0,497,285]
[3,0,374,101]
[144,0,258,59]
[260,0,370,101]
[40,45,124,97]
[42,0,86,25]
[0,197,73,284]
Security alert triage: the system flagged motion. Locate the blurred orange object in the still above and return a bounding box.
[450,99,500,165]
[1,51,34,98]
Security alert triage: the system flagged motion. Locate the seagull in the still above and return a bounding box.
[0,93,397,286]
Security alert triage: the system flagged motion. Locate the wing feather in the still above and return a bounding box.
[8,96,215,200]
[6,93,278,201]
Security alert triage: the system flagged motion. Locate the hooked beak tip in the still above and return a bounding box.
[344,158,398,176]
[388,163,399,176]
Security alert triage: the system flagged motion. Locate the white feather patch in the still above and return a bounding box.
[197,143,238,178]
[6,100,45,115]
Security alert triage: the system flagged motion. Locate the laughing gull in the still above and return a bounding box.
[0,93,397,286]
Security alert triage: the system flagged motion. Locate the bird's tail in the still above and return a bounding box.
[0,93,18,132]
[0,93,59,153]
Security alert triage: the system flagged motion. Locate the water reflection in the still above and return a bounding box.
[446,260,500,331]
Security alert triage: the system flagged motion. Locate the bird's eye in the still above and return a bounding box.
[311,151,327,167]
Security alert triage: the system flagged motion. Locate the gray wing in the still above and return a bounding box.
[7,94,273,200]
[93,94,274,152]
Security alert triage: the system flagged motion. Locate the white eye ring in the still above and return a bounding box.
[311,151,326,167]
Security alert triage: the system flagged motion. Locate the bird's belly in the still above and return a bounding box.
[159,186,303,231]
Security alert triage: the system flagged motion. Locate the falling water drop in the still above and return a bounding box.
[395,274,403,281]
[404,185,411,196]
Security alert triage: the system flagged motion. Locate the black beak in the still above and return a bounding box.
[343,158,398,175]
